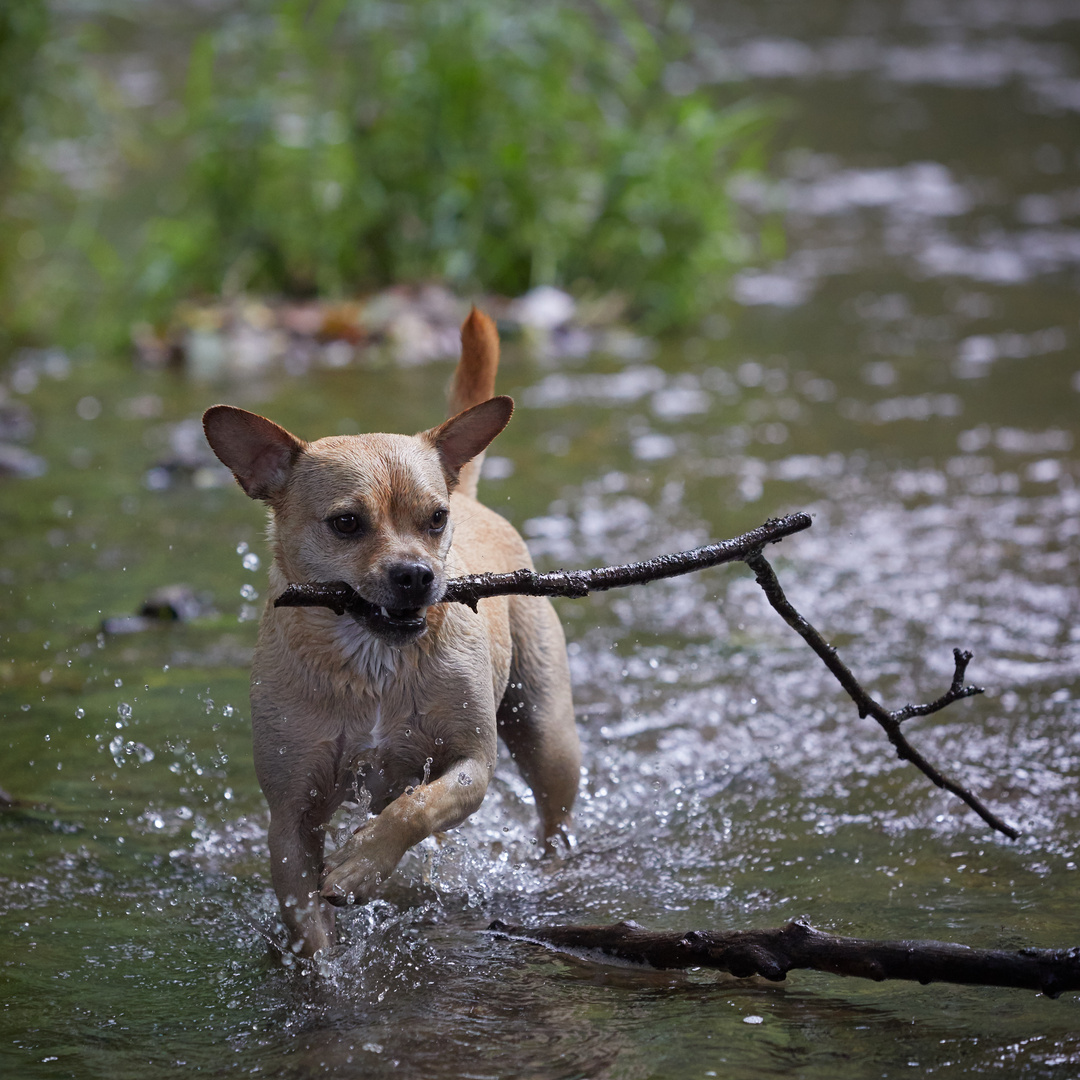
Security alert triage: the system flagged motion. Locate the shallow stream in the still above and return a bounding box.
[2,2,1080,1076]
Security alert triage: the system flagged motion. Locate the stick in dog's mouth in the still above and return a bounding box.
[274,580,444,641]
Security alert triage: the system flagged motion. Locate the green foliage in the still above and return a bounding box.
[0,0,49,336]
[147,0,769,330]
[0,1,49,179]
[3,0,772,352]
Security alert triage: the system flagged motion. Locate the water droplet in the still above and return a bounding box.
[223,705,235,717]
[242,552,261,571]
[240,583,259,600]
[114,678,123,688]
[434,737,443,745]
[75,708,85,719]
[743,1015,764,1025]
[236,541,249,555]
[457,772,473,787]
[117,703,132,721]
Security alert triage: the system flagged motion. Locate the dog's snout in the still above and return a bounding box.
[386,560,436,604]
[389,561,434,590]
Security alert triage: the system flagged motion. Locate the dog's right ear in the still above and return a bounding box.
[203,405,306,501]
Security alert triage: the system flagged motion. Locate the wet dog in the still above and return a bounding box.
[203,309,580,957]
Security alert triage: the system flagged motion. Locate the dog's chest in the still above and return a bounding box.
[333,618,401,691]
[331,620,439,759]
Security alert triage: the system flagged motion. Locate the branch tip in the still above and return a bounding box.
[742,551,1014,840]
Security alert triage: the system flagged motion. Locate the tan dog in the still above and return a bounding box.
[203,309,580,957]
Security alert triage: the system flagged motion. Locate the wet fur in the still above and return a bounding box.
[203,309,580,957]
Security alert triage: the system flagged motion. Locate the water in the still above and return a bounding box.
[3,2,1080,1076]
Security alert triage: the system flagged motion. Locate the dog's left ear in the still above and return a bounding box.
[422,395,514,488]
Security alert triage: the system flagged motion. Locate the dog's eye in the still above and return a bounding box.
[429,508,448,533]
[329,514,361,536]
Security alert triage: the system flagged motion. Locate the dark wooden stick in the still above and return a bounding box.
[444,512,812,609]
[274,512,812,615]
[487,919,1080,998]
[743,552,1016,839]
[272,510,1014,839]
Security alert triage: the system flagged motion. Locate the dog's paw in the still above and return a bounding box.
[320,823,404,906]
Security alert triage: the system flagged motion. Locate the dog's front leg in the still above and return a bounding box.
[320,756,490,905]
[268,806,336,958]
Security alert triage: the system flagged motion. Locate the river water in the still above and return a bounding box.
[2,2,1079,1076]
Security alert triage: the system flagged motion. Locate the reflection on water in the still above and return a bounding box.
[2,1,1080,1077]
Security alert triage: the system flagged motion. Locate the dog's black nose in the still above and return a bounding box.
[387,561,436,603]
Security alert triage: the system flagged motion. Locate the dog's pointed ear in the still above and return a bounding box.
[203,405,306,501]
[422,395,514,488]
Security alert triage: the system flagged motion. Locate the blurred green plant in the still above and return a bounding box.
[4,0,773,353]
[0,2,49,180]
[0,0,49,339]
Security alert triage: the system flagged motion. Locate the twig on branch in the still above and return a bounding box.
[487,919,1080,998]
[274,512,812,615]
[743,552,1016,839]
[273,510,1015,838]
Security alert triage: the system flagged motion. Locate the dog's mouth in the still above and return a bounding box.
[351,598,429,642]
[375,604,427,630]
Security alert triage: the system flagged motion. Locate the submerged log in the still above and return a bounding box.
[488,919,1080,998]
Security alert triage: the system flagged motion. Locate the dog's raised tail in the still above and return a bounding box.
[450,307,501,500]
